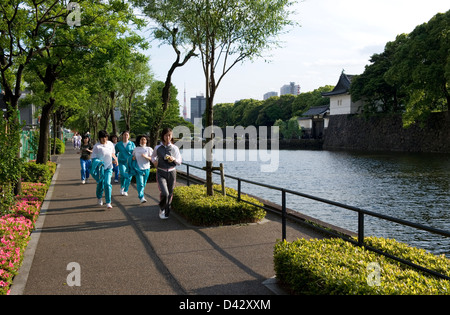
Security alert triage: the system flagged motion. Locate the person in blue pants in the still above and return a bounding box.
[78,135,93,184]
[91,130,118,209]
[132,135,153,203]
[115,131,135,196]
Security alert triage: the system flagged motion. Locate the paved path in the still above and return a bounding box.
[11,149,324,295]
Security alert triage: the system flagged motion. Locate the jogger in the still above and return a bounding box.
[79,135,93,184]
[91,130,118,209]
[151,128,182,219]
[115,131,135,196]
[132,135,153,203]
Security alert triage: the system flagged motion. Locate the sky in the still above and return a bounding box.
[139,0,449,117]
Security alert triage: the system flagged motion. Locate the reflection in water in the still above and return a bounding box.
[180,149,450,256]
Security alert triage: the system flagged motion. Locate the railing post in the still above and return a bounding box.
[220,163,225,196]
[282,189,286,241]
[358,211,364,246]
[237,178,241,202]
[186,165,190,186]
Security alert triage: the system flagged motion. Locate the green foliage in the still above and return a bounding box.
[274,117,301,140]
[213,85,333,128]
[51,137,65,155]
[0,118,25,213]
[351,10,450,127]
[172,184,266,226]
[21,161,56,186]
[274,237,450,295]
[0,119,24,185]
[0,163,55,295]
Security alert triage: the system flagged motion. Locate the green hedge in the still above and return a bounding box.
[274,237,450,295]
[21,161,56,186]
[172,184,266,226]
[51,137,65,155]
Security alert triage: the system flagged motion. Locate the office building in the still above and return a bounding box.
[263,91,278,100]
[280,82,300,96]
[190,94,206,123]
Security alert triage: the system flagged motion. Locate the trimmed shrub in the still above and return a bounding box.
[21,161,56,185]
[51,137,65,154]
[172,184,266,226]
[274,237,450,295]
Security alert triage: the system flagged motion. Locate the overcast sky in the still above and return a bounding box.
[141,0,449,116]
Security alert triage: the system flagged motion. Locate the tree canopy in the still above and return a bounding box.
[351,10,449,126]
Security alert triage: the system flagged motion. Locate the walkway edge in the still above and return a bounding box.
[9,160,61,295]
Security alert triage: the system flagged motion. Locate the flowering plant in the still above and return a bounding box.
[0,214,33,295]
[0,165,53,295]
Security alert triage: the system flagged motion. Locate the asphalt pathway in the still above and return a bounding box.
[11,149,324,295]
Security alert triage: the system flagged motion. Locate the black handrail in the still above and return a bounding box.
[179,162,450,281]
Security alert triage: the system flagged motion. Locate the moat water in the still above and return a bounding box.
[179,148,450,256]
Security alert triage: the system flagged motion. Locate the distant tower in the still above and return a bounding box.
[183,84,188,120]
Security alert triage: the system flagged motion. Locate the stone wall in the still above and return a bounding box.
[323,112,450,153]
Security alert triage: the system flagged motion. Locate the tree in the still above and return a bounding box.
[274,117,300,140]
[17,1,145,163]
[118,51,152,132]
[0,0,68,193]
[386,10,449,126]
[212,102,234,127]
[132,0,198,147]
[182,0,295,195]
[350,38,406,115]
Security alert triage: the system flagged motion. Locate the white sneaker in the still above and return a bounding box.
[120,187,124,195]
[159,210,168,219]
[97,199,103,206]
[114,179,118,183]
[140,198,147,203]
[106,203,112,209]
[123,191,128,196]
[82,180,85,184]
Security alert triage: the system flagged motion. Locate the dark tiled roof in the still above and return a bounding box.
[321,72,355,96]
[302,105,329,116]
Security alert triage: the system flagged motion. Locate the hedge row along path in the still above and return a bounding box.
[10,148,324,295]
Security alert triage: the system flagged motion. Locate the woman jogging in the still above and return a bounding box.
[131,135,153,204]
[78,135,93,184]
[91,130,118,209]
[115,131,135,196]
[151,128,182,219]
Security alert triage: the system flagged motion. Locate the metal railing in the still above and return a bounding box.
[179,162,450,281]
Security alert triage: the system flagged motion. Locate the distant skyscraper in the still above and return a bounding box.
[263,91,278,100]
[190,94,206,123]
[183,84,188,120]
[280,82,300,96]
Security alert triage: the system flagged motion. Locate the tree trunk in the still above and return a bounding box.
[52,112,57,155]
[36,99,55,164]
[110,91,117,136]
[149,59,178,148]
[5,93,22,196]
[205,37,216,196]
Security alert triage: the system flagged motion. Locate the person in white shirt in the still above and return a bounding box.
[132,135,153,203]
[91,130,118,209]
[151,128,182,219]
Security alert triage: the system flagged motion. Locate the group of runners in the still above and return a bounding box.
[77,128,181,220]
